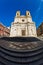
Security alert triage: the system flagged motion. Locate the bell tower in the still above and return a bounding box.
[26,11,31,17]
[16,11,20,17]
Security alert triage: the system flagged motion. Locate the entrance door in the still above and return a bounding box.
[22,30,26,36]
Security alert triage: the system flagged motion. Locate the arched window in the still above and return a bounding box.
[28,13,29,15]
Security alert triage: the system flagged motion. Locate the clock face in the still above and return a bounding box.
[20,18,26,23]
[22,19,25,22]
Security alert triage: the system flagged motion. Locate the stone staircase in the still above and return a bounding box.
[0,37,43,65]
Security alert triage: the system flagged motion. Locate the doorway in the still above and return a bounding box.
[22,30,26,36]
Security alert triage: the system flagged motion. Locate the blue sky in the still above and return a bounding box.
[0,0,43,28]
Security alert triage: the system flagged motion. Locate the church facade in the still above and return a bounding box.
[10,11,37,37]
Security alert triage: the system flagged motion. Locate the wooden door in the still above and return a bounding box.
[22,30,26,36]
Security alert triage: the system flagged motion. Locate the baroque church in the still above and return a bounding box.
[10,11,37,37]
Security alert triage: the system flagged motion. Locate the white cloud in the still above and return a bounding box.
[34,2,41,19]
[41,0,43,2]
[36,2,41,13]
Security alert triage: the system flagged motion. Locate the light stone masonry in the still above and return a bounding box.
[10,11,37,37]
